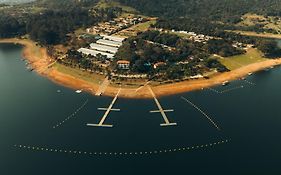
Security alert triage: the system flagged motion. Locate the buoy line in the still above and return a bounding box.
[207,86,244,94]
[242,79,256,86]
[13,139,229,157]
[52,99,89,129]
[220,85,244,94]
[206,87,221,94]
[181,96,221,131]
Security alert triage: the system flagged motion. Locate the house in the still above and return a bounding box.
[117,60,130,70]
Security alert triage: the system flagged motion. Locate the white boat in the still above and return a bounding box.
[222,81,229,86]
[75,90,83,93]
[248,72,253,76]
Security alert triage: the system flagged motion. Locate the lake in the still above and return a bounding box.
[1,43,281,174]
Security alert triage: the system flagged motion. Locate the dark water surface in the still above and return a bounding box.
[0,44,281,174]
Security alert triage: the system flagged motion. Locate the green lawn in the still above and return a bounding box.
[217,48,267,70]
[130,20,156,31]
[95,0,137,13]
[53,63,105,84]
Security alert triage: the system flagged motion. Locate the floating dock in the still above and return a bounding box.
[148,86,176,127]
[87,88,121,128]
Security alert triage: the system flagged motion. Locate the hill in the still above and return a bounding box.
[0,0,35,4]
[117,0,281,19]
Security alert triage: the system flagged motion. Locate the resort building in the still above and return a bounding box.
[77,35,125,61]
[96,39,123,48]
[77,48,114,59]
[101,35,125,43]
[90,43,118,54]
[117,60,130,70]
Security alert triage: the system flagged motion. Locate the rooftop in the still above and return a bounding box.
[90,43,118,54]
[97,39,123,47]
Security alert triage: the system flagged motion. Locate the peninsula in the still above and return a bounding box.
[1,0,281,98]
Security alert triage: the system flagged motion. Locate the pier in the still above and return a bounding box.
[95,77,110,96]
[87,88,121,128]
[135,81,150,92]
[148,86,176,127]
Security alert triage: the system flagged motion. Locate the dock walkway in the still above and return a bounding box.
[95,77,110,96]
[87,88,121,128]
[148,86,176,127]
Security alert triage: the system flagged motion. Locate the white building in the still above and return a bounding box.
[101,35,125,43]
[117,60,130,70]
[90,43,118,54]
[78,48,114,59]
[96,39,123,48]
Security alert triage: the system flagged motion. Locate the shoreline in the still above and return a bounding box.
[1,38,281,99]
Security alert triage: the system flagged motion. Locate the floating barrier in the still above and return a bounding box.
[207,85,244,94]
[181,96,221,131]
[220,85,244,94]
[206,87,221,94]
[13,139,229,157]
[242,79,256,86]
[52,99,89,129]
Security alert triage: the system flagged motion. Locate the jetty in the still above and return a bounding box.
[95,77,110,96]
[148,86,177,127]
[87,88,121,128]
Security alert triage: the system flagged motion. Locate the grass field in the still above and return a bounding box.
[216,48,267,70]
[228,30,281,39]
[53,63,105,84]
[95,0,137,13]
[130,19,157,31]
[237,13,281,34]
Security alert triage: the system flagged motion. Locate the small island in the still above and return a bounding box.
[1,0,281,98]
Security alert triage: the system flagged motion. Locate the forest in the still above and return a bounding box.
[0,0,121,44]
[114,30,231,79]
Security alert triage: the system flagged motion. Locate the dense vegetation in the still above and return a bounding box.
[0,0,121,44]
[118,0,281,19]
[0,15,26,38]
[118,0,281,34]
[115,30,230,79]
[26,7,121,44]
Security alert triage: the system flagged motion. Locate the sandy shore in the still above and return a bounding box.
[1,38,281,99]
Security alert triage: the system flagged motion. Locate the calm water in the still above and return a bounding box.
[0,43,281,174]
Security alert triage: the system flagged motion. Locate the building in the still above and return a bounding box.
[117,60,130,70]
[77,35,124,61]
[101,35,125,43]
[90,43,118,54]
[77,48,114,59]
[96,39,123,48]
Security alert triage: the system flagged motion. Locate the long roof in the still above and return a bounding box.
[78,48,114,59]
[90,43,118,54]
[101,35,125,42]
[96,39,122,47]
